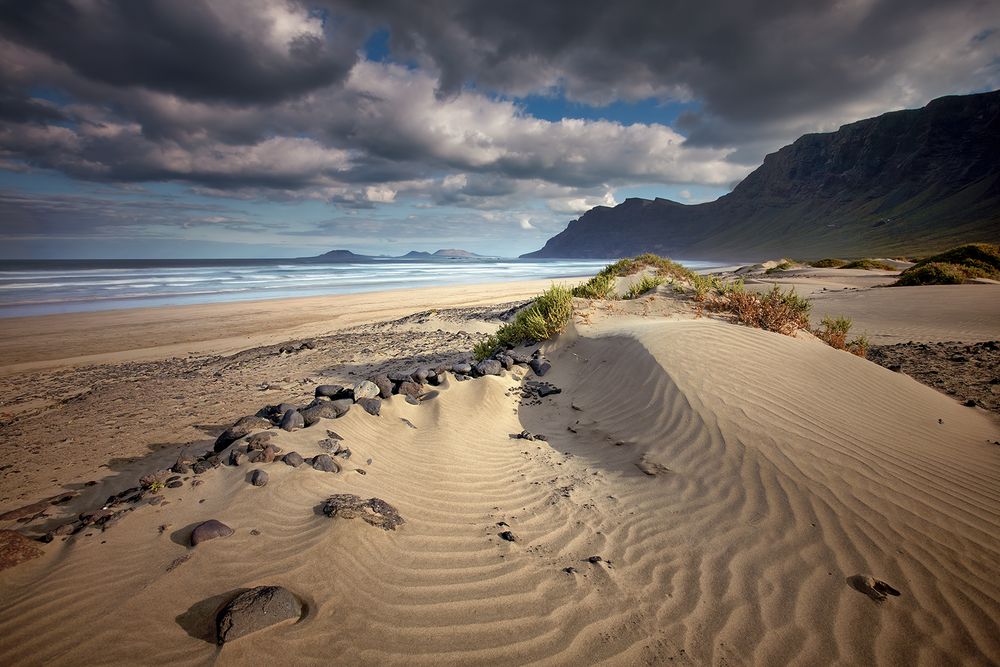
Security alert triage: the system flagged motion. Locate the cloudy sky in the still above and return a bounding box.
[1,0,998,258]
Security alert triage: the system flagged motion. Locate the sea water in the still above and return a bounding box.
[0,258,723,318]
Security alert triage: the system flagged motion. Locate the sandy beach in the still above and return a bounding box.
[0,267,998,665]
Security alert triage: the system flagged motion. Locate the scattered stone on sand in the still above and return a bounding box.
[525,380,561,397]
[167,480,184,489]
[248,445,279,464]
[396,380,422,397]
[405,395,420,406]
[371,374,394,399]
[321,494,404,530]
[351,380,379,401]
[215,585,303,645]
[563,566,578,574]
[214,416,272,452]
[400,418,417,429]
[357,397,381,416]
[246,431,277,450]
[311,454,339,473]
[250,469,269,487]
[228,449,245,466]
[191,520,234,546]
[451,362,472,375]
[300,401,347,426]
[847,574,902,603]
[475,359,503,376]
[0,529,44,571]
[282,451,304,467]
[317,438,342,454]
[165,553,191,572]
[388,370,414,383]
[314,384,346,399]
[279,409,304,432]
[529,358,552,376]
[498,530,518,542]
[587,555,604,563]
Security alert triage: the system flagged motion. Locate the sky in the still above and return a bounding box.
[0,1,998,259]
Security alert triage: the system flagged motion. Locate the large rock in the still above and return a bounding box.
[357,397,381,416]
[370,374,394,399]
[387,370,414,383]
[352,380,380,401]
[314,384,346,399]
[279,409,304,432]
[475,359,503,376]
[529,358,552,376]
[0,530,44,571]
[190,520,234,546]
[250,469,269,487]
[451,362,472,375]
[300,401,347,426]
[246,431,277,450]
[311,454,339,473]
[214,416,272,452]
[215,585,303,645]
[396,380,422,397]
[321,494,405,530]
[282,451,304,467]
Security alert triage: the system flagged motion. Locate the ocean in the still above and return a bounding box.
[0,258,723,318]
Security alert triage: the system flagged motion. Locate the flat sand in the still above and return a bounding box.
[0,273,998,665]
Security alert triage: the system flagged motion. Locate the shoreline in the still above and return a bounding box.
[0,278,565,374]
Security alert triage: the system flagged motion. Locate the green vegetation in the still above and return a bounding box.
[894,243,1000,285]
[840,258,897,271]
[809,258,847,268]
[571,253,694,299]
[623,274,666,299]
[814,315,868,357]
[764,260,795,274]
[473,284,574,360]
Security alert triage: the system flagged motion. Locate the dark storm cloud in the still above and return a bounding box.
[0,0,364,104]
[0,0,997,206]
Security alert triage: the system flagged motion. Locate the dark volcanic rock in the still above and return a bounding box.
[216,585,302,645]
[282,451,304,467]
[250,470,269,487]
[0,530,44,571]
[228,448,245,466]
[214,416,272,452]
[529,359,551,376]
[311,454,339,473]
[279,409,304,432]
[396,380,422,397]
[190,520,234,546]
[357,397,381,416]
[451,362,472,375]
[246,431,277,450]
[388,370,414,383]
[498,530,518,542]
[371,374,394,399]
[301,401,347,426]
[321,494,404,530]
[475,359,503,376]
[314,384,345,398]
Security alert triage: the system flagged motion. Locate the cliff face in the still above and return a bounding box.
[523,91,1000,260]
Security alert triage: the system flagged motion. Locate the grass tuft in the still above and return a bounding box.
[809,258,847,268]
[572,253,695,299]
[712,285,811,335]
[473,285,574,361]
[894,243,1000,285]
[623,274,666,299]
[840,258,897,271]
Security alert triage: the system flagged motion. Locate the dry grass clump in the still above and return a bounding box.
[473,285,574,360]
[716,285,812,335]
[809,258,847,268]
[894,243,1000,285]
[815,315,869,357]
[764,260,796,274]
[840,258,897,271]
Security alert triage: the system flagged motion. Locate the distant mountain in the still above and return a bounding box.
[400,249,484,259]
[523,90,1000,260]
[305,249,373,262]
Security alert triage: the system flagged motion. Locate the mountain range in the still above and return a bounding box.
[307,248,487,262]
[523,90,1000,260]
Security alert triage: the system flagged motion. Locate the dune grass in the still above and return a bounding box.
[572,253,694,299]
[473,284,574,361]
[840,258,897,271]
[623,274,666,299]
[894,243,1000,285]
[809,258,847,268]
[713,285,812,335]
[764,260,795,274]
[815,315,868,357]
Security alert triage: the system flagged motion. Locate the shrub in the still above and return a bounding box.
[809,258,847,268]
[572,254,695,299]
[765,260,794,274]
[894,243,1000,285]
[473,284,574,360]
[623,275,665,299]
[571,273,617,299]
[816,315,852,349]
[718,285,811,335]
[846,334,869,358]
[840,259,897,271]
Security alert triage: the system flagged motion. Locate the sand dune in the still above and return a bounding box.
[1,299,997,665]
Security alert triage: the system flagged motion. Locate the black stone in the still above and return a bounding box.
[215,585,302,645]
